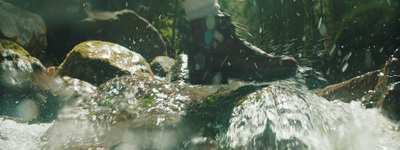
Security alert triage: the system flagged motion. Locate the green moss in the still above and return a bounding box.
[234,90,267,107]
[204,95,220,108]
[0,39,30,56]
[101,95,116,107]
[234,97,248,107]
[139,94,156,108]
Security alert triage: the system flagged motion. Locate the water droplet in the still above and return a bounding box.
[16,99,39,121]
[342,63,349,72]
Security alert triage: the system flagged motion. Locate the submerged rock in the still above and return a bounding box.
[42,75,266,149]
[150,56,175,77]
[58,40,153,86]
[0,1,47,57]
[41,75,400,149]
[43,75,201,149]
[217,85,400,150]
[79,9,167,63]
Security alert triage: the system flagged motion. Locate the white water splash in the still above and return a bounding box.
[217,86,400,150]
[0,119,52,150]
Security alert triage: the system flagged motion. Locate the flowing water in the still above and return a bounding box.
[1,79,400,150]
[216,84,400,150]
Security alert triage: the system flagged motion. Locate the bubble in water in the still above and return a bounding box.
[16,99,39,121]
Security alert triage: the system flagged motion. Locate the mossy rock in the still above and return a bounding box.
[0,39,46,74]
[79,9,167,63]
[0,39,56,122]
[0,39,30,56]
[58,40,153,86]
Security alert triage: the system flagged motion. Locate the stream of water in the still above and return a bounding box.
[1,80,400,150]
[216,85,400,150]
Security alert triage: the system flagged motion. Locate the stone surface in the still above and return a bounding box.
[41,74,269,149]
[43,75,199,149]
[0,40,59,122]
[371,49,400,120]
[318,70,380,102]
[0,0,47,57]
[318,48,400,120]
[58,40,153,86]
[150,56,174,77]
[78,9,167,63]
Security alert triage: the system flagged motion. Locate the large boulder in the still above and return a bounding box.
[41,74,267,149]
[0,40,59,122]
[42,75,199,149]
[3,0,165,65]
[78,9,167,63]
[0,0,47,57]
[57,40,153,86]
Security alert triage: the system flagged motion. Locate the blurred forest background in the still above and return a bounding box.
[5,0,400,84]
[140,0,400,84]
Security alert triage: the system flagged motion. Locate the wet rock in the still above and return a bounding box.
[78,9,167,63]
[43,75,199,149]
[0,40,60,122]
[0,1,47,57]
[42,74,268,149]
[3,0,153,65]
[317,70,380,102]
[150,56,174,77]
[368,49,400,120]
[218,86,311,149]
[58,40,153,86]
[167,54,190,83]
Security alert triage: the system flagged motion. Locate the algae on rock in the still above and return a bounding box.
[58,40,153,86]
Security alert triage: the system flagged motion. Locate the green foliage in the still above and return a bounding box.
[140,0,189,58]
